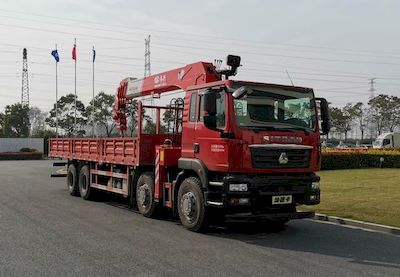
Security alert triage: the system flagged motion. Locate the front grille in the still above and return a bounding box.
[250,147,311,168]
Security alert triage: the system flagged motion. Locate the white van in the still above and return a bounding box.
[373,132,400,149]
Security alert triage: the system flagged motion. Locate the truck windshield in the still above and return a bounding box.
[373,140,382,147]
[233,86,316,131]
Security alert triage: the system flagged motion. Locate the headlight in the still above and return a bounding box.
[229,184,248,192]
[311,182,320,190]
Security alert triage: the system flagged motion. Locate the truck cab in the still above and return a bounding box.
[179,79,330,220]
[373,132,400,149]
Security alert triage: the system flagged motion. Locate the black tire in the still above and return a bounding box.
[67,164,79,196]
[273,218,290,225]
[136,171,160,218]
[78,165,93,200]
[177,177,209,232]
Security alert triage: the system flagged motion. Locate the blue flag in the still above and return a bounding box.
[51,50,59,62]
[92,49,96,62]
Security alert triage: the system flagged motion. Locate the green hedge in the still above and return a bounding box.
[321,153,400,170]
[0,152,43,160]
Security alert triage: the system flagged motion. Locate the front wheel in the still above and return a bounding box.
[177,177,209,232]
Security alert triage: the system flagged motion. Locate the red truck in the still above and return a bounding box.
[49,55,330,232]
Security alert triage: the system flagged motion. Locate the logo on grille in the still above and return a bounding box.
[278,152,289,164]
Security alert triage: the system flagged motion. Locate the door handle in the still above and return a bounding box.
[193,143,200,153]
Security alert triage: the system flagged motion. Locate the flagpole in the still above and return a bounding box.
[74,37,77,137]
[92,45,95,137]
[55,43,58,138]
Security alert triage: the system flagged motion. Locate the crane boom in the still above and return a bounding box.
[113,61,221,133]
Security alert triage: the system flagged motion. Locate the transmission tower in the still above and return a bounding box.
[144,35,155,112]
[144,35,151,77]
[21,48,29,107]
[368,78,376,99]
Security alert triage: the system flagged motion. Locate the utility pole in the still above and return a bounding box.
[21,48,29,107]
[368,78,376,99]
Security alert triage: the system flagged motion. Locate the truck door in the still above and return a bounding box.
[181,92,198,158]
[383,137,392,148]
[195,90,229,171]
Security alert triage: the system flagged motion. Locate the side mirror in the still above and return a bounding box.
[217,55,241,78]
[203,90,216,115]
[316,98,330,135]
[226,55,241,68]
[202,90,218,130]
[232,86,252,99]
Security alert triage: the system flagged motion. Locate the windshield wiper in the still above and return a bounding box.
[241,119,311,134]
[241,125,299,133]
[275,125,310,135]
[241,126,276,133]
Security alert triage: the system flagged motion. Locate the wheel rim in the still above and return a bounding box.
[68,173,74,189]
[81,175,87,191]
[181,191,197,222]
[138,184,150,208]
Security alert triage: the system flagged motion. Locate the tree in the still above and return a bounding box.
[143,119,156,134]
[341,103,358,141]
[329,105,353,141]
[352,102,367,141]
[162,106,177,133]
[124,100,154,136]
[29,106,48,135]
[0,112,4,136]
[32,129,56,139]
[46,94,87,137]
[126,100,139,136]
[86,92,115,137]
[368,94,400,135]
[2,103,30,137]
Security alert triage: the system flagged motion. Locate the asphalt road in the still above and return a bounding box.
[0,160,399,277]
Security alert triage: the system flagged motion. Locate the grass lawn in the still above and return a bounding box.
[300,168,400,228]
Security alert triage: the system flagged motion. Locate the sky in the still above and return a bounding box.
[0,0,399,112]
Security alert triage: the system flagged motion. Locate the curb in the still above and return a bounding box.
[311,213,400,236]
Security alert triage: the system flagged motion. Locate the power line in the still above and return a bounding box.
[3,42,400,82]
[238,70,400,87]
[1,7,400,58]
[3,12,400,61]
[0,22,144,44]
[243,67,400,81]
[2,21,400,68]
[3,46,400,88]
[151,42,400,67]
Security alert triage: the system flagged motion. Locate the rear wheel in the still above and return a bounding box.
[78,165,94,200]
[177,177,209,232]
[67,164,79,196]
[136,172,160,218]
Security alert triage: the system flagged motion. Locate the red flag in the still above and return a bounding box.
[72,44,76,60]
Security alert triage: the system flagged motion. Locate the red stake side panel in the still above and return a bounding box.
[49,134,177,166]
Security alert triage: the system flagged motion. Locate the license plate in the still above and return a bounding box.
[272,195,292,205]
